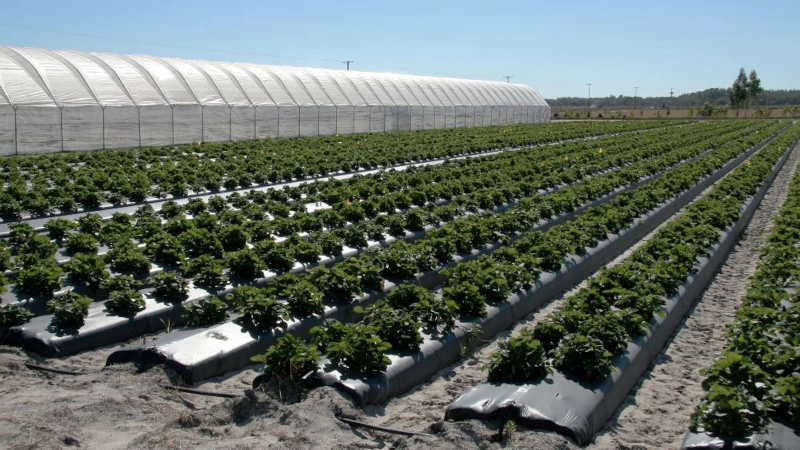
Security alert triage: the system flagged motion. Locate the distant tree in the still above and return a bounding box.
[698,102,716,118]
[747,70,764,114]
[728,68,749,117]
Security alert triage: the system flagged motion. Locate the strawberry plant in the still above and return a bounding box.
[255,240,295,273]
[486,329,551,382]
[9,222,35,247]
[251,333,320,382]
[48,291,92,329]
[552,334,614,382]
[183,255,227,290]
[101,274,143,293]
[355,301,422,352]
[326,323,392,374]
[17,234,57,261]
[226,249,264,279]
[237,295,289,331]
[105,240,151,275]
[144,232,185,266]
[690,383,769,437]
[310,266,361,302]
[183,298,229,327]
[44,218,77,242]
[0,304,34,328]
[151,271,189,302]
[77,213,103,235]
[16,259,63,296]
[283,279,325,316]
[106,289,146,317]
[412,296,458,334]
[65,253,109,292]
[64,232,99,255]
[310,319,350,352]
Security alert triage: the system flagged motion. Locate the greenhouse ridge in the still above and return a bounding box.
[0,46,550,155]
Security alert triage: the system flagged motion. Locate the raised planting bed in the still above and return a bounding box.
[10,124,755,358]
[443,127,800,446]
[313,126,796,406]
[99,124,786,382]
[0,121,674,228]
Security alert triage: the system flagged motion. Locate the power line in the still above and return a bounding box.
[503,75,513,83]
[342,60,353,70]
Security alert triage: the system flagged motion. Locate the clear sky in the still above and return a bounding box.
[1,0,797,99]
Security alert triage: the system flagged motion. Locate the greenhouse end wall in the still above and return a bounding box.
[0,46,551,155]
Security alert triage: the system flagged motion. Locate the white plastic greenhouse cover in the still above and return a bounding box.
[0,45,551,155]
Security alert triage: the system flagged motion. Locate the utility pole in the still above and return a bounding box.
[587,83,593,118]
[342,60,353,70]
[634,86,639,113]
[503,75,513,83]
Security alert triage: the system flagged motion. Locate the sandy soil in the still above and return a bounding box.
[1,143,797,450]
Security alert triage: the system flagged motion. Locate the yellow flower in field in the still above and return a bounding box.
[756,130,759,134]
[745,160,751,166]
[598,148,604,154]
[564,156,569,161]
[540,162,545,167]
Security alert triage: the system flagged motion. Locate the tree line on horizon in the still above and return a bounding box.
[547,88,800,109]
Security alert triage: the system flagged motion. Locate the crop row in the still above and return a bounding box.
[0,122,756,313]
[3,122,774,358]
[0,121,673,219]
[482,123,800,388]
[688,148,800,437]
[288,122,794,382]
[127,120,787,383]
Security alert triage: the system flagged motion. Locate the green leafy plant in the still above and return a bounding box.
[47,291,92,329]
[183,298,229,327]
[552,334,614,382]
[106,289,146,317]
[183,255,228,290]
[251,333,320,381]
[690,383,769,437]
[486,330,551,382]
[0,304,34,328]
[151,271,189,302]
[226,249,264,279]
[355,301,422,352]
[237,295,289,331]
[65,232,99,255]
[144,232,185,266]
[104,240,151,275]
[44,218,77,242]
[65,252,109,292]
[16,259,63,297]
[283,279,325,316]
[326,324,392,374]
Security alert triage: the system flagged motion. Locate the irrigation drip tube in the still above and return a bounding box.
[443,140,793,446]
[101,137,751,383]
[24,362,85,376]
[160,384,242,399]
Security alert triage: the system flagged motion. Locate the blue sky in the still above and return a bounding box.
[1,0,797,99]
